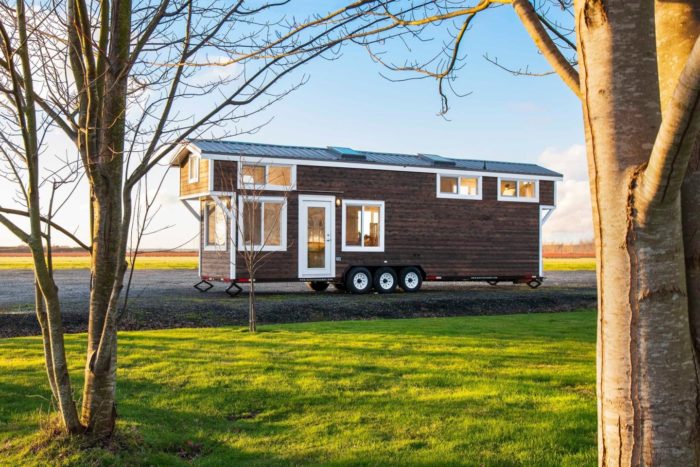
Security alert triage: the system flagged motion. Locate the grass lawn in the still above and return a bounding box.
[2,255,594,272]
[0,255,197,270]
[0,311,596,466]
[543,258,596,271]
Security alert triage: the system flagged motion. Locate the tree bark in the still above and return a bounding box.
[655,2,700,456]
[79,0,133,439]
[249,274,257,332]
[576,0,700,464]
[684,143,700,455]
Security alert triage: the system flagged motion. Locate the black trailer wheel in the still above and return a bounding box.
[399,267,422,293]
[333,282,347,292]
[527,279,542,289]
[374,267,398,294]
[346,267,373,294]
[487,280,498,286]
[308,281,330,292]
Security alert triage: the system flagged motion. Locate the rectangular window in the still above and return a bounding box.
[241,165,265,185]
[238,197,287,251]
[437,174,481,199]
[239,163,295,191]
[498,178,539,202]
[204,201,226,248]
[342,201,384,252]
[188,154,200,183]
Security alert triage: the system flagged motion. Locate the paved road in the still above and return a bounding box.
[0,269,596,337]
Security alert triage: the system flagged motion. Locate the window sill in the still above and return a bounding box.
[239,183,295,192]
[237,245,287,252]
[497,196,539,203]
[341,246,384,253]
[437,193,482,200]
[203,244,227,251]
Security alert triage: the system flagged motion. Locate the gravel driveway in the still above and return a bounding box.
[0,269,596,337]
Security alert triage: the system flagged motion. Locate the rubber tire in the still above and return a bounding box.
[308,281,330,292]
[487,280,498,286]
[527,279,542,289]
[373,267,398,294]
[346,267,373,294]
[333,282,347,292]
[399,267,423,293]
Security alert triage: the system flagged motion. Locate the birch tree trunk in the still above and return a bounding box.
[577,1,700,464]
[655,2,700,458]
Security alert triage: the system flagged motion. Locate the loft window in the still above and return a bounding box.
[436,174,481,199]
[238,196,287,252]
[239,163,295,191]
[342,200,385,252]
[204,200,226,249]
[188,154,200,183]
[498,178,539,202]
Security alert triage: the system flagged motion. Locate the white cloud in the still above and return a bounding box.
[539,144,594,243]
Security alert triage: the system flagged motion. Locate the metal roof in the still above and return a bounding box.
[182,139,562,178]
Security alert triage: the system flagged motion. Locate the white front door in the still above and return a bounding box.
[299,195,335,278]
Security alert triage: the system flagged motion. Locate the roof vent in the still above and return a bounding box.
[328,146,367,161]
[418,153,456,167]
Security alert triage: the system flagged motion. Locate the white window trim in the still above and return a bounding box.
[341,200,385,252]
[237,162,297,192]
[436,174,482,200]
[237,195,287,252]
[203,200,227,251]
[497,177,540,203]
[188,153,200,183]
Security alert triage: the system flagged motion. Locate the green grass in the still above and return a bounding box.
[0,312,596,466]
[0,256,197,270]
[544,257,596,271]
[2,255,594,272]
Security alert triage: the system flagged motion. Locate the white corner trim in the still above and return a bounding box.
[236,195,288,252]
[496,177,540,203]
[538,205,556,277]
[435,173,483,200]
[341,199,385,253]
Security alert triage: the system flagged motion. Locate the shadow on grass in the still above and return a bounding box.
[1,312,597,465]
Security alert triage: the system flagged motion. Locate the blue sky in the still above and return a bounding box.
[0,2,590,249]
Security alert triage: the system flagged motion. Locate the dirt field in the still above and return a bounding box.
[0,269,596,338]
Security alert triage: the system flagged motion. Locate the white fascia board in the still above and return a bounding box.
[200,153,564,182]
[170,142,202,166]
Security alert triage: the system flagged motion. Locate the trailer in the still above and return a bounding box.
[170,139,562,295]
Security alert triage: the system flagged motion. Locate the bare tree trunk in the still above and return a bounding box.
[249,273,257,332]
[34,281,59,403]
[684,144,700,455]
[577,0,700,464]
[656,1,700,457]
[81,187,121,438]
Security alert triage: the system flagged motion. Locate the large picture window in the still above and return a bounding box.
[239,163,295,191]
[204,200,227,249]
[238,196,287,251]
[498,178,539,202]
[342,200,385,252]
[436,174,482,199]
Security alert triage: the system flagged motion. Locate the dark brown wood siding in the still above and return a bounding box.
[213,160,237,192]
[205,160,552,280]
[539,180,555,206]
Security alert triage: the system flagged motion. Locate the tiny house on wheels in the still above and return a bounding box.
[171,140,562,295]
